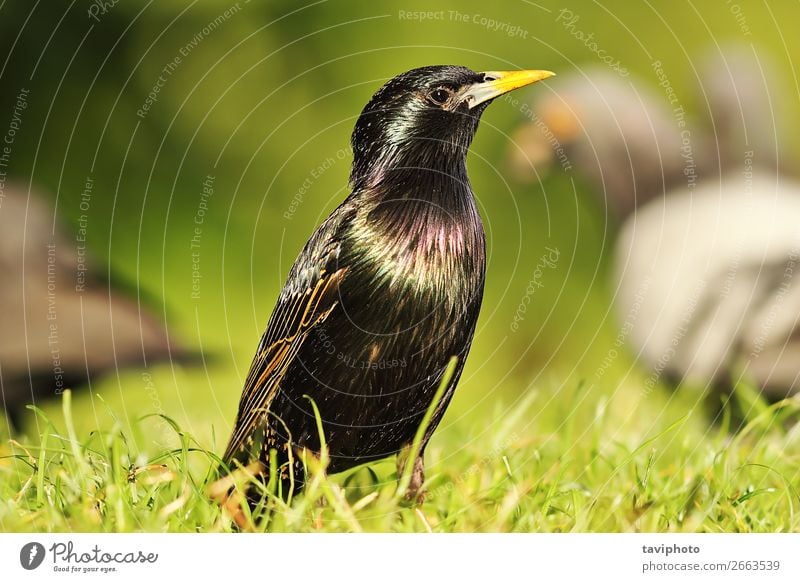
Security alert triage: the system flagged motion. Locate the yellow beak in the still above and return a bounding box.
[461,69,555,109]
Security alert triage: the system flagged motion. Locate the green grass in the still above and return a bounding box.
[2,380,799,533]
[3,0,800,535]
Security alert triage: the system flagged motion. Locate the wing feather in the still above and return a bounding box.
[223,266,346,464]
[222,198,356,465]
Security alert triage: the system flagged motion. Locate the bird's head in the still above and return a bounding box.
[350,65,554,188]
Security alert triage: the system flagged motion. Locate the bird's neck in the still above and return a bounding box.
[356,159,476,220]
[351,137,469,193]
[348,138,482,243]
[347,151,483,265]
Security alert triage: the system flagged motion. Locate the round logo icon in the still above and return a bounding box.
[20,542,46,570]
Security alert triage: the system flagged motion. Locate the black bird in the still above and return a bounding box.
[0,184,196,432]
[219,66,553,509]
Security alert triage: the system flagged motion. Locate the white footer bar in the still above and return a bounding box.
[1,533,797,581]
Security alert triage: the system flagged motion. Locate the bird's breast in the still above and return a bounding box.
[347,195,486,302]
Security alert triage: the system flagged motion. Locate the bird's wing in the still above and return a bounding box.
[223,210,351,464]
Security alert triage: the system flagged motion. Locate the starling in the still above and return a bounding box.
[219,65,554,507]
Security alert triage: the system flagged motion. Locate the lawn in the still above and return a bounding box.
[3,376,798,532]
[2,0,800,534]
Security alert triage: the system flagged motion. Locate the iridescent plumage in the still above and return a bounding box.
[219,65,552,509]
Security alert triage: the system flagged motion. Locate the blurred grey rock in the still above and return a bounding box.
[0,184,194,430]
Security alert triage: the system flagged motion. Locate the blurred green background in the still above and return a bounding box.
[1,0,798,455]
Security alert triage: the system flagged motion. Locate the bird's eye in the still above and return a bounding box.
[428,88,451,105]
